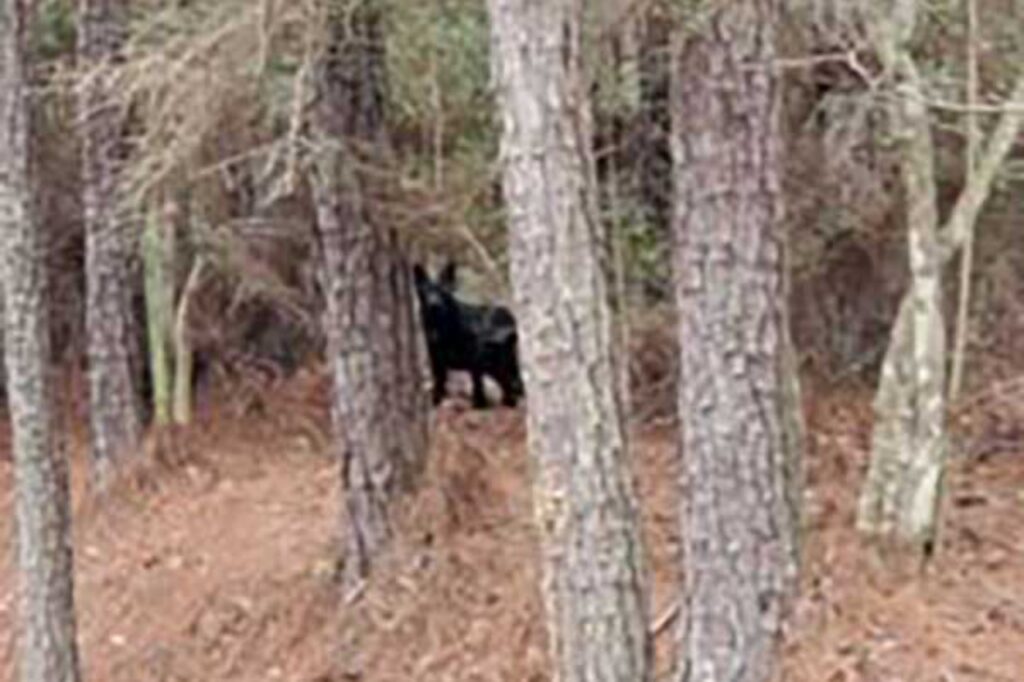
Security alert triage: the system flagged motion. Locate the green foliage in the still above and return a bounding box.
[383,0,506,270]
[36,0,75,61]
[385,0,492,140]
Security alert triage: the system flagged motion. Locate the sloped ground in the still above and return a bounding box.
[1,370,1023,681]
[781,383,1024,681]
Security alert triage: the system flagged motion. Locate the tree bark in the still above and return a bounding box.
[172,255,204,425]
[670,2,803,680]
[488,0,652,680]
[79,0,143,479]
[142,199,173,426]
[308,0,429,587]
[855,1,1024,549]
[0,1,83,680]
[854,48,948,549]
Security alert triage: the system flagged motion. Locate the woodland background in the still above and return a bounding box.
[2,0,1024,680]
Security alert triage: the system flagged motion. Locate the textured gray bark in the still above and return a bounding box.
[0,1,82,680]
[670,2,803,680]
[79,0,143,477]
[855,2,1024,549]
[308,0,429,586]
[854,45,948,548]
[488,0,652,679]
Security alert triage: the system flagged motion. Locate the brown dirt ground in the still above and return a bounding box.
[2,369,1024,681]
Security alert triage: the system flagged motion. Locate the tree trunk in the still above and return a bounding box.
[79,0,143,479]
[142,200,173,426]
[172,255,204,425]
[488,0,652,680]
[854,47,948,550]
[308,0,429,587]
[0,1,83,680]
[670,2,803,680]
[855,2,1024,550]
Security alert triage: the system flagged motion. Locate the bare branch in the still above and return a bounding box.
[938,70,1024,263]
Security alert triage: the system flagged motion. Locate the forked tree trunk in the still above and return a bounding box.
[855,1,1024,550]
[670,2,803,680]
[308,0,428,587]
[488,0,652,679]
[0,1,82,680]
[79,0,143,478]
[854,43,948,549]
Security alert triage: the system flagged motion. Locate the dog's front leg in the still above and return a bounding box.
[470,370,488,409]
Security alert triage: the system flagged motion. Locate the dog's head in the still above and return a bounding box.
[413,262,460,345]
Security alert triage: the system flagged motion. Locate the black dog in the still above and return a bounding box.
[413,262,524,409]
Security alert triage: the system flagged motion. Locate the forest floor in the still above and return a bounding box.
[1,366,1024,681]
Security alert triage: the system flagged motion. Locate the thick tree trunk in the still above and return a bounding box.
[670,2,802,680]
[79,0,143,478]
[0,1,83,680]
[308,0,428,587]
[488,0,652,680]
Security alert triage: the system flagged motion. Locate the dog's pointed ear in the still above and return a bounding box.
[413,263,429,288]
[438,261,458,290]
